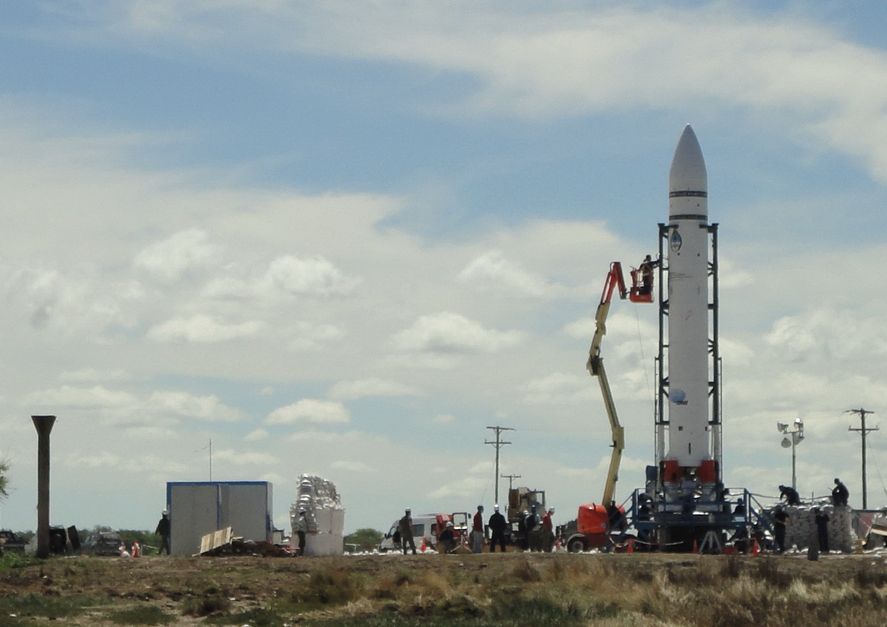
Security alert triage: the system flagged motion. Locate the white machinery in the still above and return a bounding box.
[290,473,344,556]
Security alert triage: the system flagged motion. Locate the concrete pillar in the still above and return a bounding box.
[32,415,55,559]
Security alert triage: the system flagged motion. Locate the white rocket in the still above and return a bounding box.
[666,125,710,467]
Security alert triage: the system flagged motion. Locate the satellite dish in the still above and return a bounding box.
[781,437,792,448]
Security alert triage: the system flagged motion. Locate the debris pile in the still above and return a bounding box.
[198,527,294,557]
[782,504,855,552]
[290,474,345,556]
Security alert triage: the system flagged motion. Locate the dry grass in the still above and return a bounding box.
[0,552,884,625]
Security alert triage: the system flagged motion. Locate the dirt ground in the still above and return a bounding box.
[0,550,886,626]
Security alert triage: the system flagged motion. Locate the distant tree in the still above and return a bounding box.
[0,460,8,500]
[344,528,383,551]
[15,530,34,544]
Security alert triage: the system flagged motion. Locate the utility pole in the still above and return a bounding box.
[848,408,879,509]
[485,426,514,506]
[500,473,522,494]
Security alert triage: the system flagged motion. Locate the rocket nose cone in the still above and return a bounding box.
[669,124,707,196]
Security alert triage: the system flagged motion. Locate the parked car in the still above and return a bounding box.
[83,531,123,556]
[378,515,439,552]
[0,530,27,554]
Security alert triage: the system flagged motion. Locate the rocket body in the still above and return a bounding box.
[666,125,710,466]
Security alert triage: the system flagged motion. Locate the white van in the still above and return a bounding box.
[378,514,439,552]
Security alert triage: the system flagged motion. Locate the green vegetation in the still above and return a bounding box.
[0,551,36,571]
[205,607,285,625]
[0,593,94,620]
[0,551,883,626]
[108,605,176,625]
[345,527,384,551]
[181,584,233,617]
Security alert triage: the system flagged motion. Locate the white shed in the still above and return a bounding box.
[166,481,273,556]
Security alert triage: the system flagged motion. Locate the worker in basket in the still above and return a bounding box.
[637,254,659,296]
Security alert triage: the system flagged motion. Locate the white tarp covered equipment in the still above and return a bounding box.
[290,474,344,556]
[779,503,856,553]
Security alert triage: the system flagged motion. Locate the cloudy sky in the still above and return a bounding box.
[2,1,886,535]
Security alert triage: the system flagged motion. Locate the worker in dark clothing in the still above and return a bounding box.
[814,509,830,553]
[731,499,748,552]
[399,509,416,555]
[517,510,529,550]
[525,506,540,551]
[778,484,800,506]
[772,507,788,553]
[488,504,508,553]
[294,511,307,556]
[637,255,660,295]
[607,501,626,533]
[439,522,456,553]
[832,478,849,507]
[154,511,171,555]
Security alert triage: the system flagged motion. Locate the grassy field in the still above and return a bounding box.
[0,550,886,626]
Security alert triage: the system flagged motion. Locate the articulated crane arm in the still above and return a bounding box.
[586,262,629,507]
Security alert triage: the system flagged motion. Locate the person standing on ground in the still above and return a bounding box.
[526,504,541,551]
[295,511,308,556]
[814,508,830,553]
[517,510,529,551]
[772,506,788,553]
[471,505,484,553]
[778,484,800,506]
[488,505,507,552]
[541,507,555,552]
[832,478,849,507]
[399,509,416,555]
[154,511,171,555]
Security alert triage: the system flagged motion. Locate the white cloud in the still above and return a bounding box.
[432,413,456,424]
[428,474,488,500]
[266,399,350,425]
[213,449,278,466]
[64,451,188,474]
[147,314,263,343]
[523,372,595,405]
[149,391,245,422]
[288,321,345,351]
[765,308,887,361]
[134,229,219,282]
[393,312,523,354]
[563,317,595,340]
[25,385,137,409]
[330,460,376,473]
[245,428,269,441]
[263,255,359,297]
[123,426,176,440]
[60,368,131,383]
[328,377,420,400]
[459,250,562,298]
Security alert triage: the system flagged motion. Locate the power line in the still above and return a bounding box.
[847,408,879,509]
[485,426,514,506]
